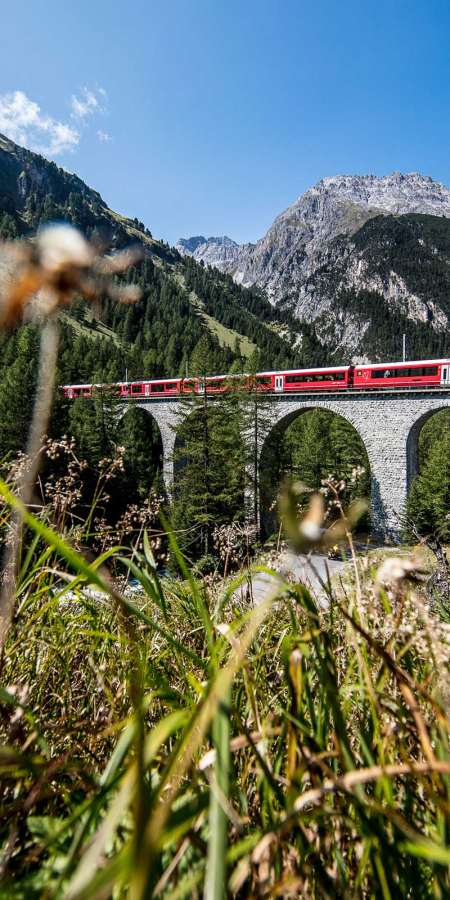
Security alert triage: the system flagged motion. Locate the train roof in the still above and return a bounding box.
[360,359,450,369]
[256,366,353,376]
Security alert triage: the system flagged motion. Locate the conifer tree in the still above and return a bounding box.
[0,326,39,459]
[233,349,275,534]
[171,334,245,559]
[406,419,450,539]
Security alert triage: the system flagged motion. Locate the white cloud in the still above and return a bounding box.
[97,129,111,142]
[0,90,79,156]
[71,87,107,120]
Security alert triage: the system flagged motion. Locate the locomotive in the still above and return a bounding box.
[62,359,450,400]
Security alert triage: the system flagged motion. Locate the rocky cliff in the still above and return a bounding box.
[177,173,450,359]
[176,234,240,269]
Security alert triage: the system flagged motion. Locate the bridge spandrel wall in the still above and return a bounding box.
[257,392,450,542]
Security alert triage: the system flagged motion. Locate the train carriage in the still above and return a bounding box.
[275,366,353,391]
[353,360,450,389]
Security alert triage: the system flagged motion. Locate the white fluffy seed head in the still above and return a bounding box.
[375,556,426,589]
[37,224,93,272]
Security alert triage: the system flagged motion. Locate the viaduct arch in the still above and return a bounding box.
[118,391,450,541]
[117,400,178,495]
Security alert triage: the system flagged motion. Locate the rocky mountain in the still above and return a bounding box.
[176,234,240,269]
[178,172,450,360]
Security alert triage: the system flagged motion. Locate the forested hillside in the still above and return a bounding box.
[310,213,450,361]
[0,132,324,386]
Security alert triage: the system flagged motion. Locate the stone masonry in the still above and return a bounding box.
[119,390,450,542]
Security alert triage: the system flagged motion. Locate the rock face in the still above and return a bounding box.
[176,234,240,270]
[177,173,450,357]
[178,172,450,307]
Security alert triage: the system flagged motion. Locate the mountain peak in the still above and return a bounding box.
[182,170,450,305]
[175,234,240,270]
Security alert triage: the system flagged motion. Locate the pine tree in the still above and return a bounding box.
[407,421,450,538]
[0,326,39,459]
[233,349,275,534]
[171,363,245,560]
[117,407,162,501]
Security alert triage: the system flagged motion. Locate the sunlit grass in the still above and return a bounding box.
[1,489,450,897]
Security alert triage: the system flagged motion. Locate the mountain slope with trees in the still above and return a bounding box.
[178,173,450,362]
[0,132,322,380]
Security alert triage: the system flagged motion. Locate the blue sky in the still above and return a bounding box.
[1,0,449,245]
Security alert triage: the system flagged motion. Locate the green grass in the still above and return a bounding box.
[187,291,257,358]
[1,482,450,897]
[59,307,119,342]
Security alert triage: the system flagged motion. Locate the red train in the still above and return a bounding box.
[62,359,450,400]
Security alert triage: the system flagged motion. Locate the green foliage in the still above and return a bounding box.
[280,409,370,499]
[0,325,39,459]
[0,482,450,897]
[171,356,246,559]
[260,409,371,535]
[183,254,328,370]
[406,410,450,538]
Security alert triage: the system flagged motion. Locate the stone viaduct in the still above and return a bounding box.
[119,389,450,542]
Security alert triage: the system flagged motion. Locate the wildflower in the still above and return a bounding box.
[298,492,324,542]
[375,555,427,592]
[0,222,143,325]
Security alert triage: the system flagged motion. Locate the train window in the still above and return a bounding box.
[372,366,438,379]
[164,383,176,390]
[357,371,362,376]
[334,372,345,380]
[132,384,143,394]
[371,369,395,378]
[285,375,303,383]
[151,384,163,392]
[257,376,272,385]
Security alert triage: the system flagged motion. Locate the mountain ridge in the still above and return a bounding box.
[0,132,315,378]
[176,171,450,360]
[177,172,450,300]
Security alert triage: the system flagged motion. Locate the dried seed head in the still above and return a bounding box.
[37,224,94,273]
[375,555,427,592]
[298,493,324,542]
[0,222,143,326]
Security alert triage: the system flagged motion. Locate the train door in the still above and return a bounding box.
[441,366,450,386]
[198,379,205,394]
[274,376,284,392]
[144,384,149,397]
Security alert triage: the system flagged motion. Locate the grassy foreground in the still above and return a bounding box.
[1,496,450,898]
